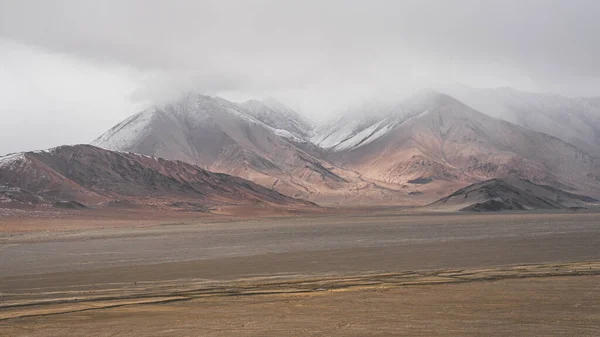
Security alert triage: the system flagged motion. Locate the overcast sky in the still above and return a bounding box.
[1,0,600,155]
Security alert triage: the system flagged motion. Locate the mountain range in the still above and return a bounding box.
[92,88,600,205]
[319,90,600,199]
[2,86,599,211]
[91,93,411,205]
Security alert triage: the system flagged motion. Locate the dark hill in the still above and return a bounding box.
[429,178,597,212]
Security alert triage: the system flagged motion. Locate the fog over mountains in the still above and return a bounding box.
[0,83,599,210]
[2,81,599,209]
[91,87,600,206]
[4,1,600,157]
[441,85,600,156]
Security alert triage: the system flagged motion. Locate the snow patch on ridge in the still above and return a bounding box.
[92,109,155,150]
[355,122,395,147]
[332,120,386,151]
[272,128,303,142]
[0,153,26,169]
[312,119,365,149]
[329,119,401,152]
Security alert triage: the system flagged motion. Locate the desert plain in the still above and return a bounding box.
[1,208,599,336]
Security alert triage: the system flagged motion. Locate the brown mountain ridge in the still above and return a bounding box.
[0,145,314,211]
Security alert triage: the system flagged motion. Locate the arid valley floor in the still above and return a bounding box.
[1,209,599,336]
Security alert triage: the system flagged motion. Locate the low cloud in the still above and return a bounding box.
[1,0,599,152]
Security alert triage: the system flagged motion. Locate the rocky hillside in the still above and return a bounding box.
[322,91,600,200]
[0,145,314,210]
[429,178,598,212]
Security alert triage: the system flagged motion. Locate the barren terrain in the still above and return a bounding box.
[1,209,599,336]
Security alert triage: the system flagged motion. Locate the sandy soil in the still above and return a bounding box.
[1,210,599,336]
[1,263,599,336]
